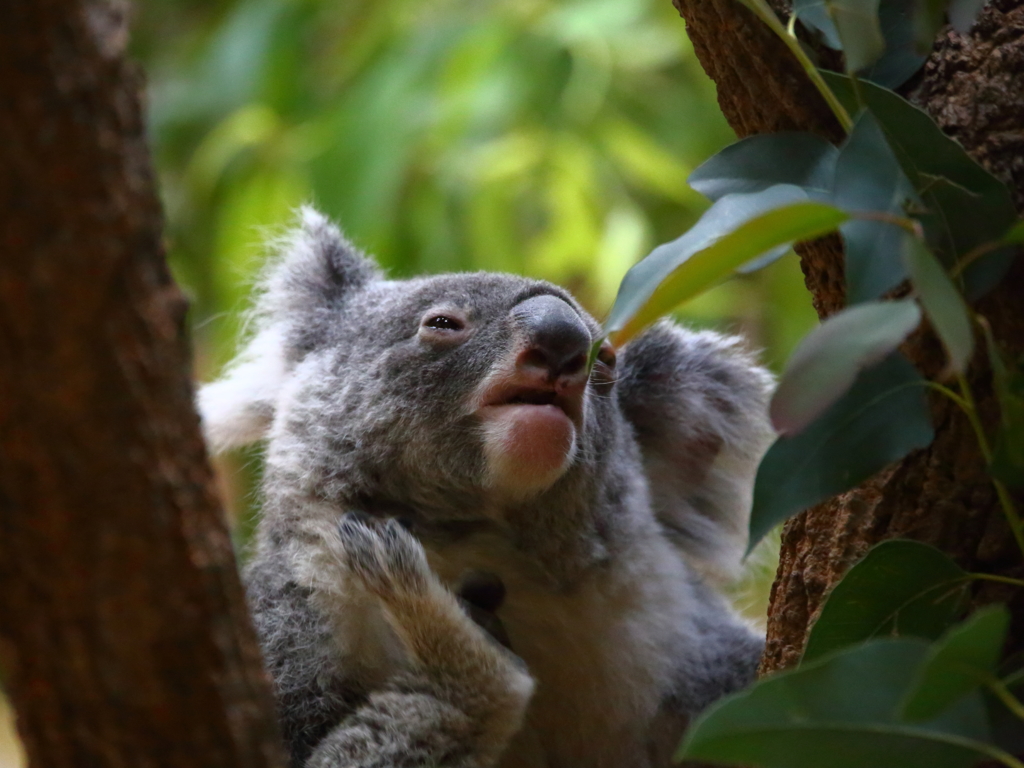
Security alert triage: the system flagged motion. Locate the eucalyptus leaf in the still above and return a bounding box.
[750,353,934,549]
[796,0,925,86]
[688,132,839,202]
[1003,219,1024,244]
[859,0,929,87]
[794,0,844,47]
[734,248,794,274]
[902,606,1010,721]
[604,186,848,345]
[832,0,887,72]
[770,299,921,435]
[678,638,995,768]
[804,539,969,662]
[903,235,974,373]
[912,0,946,52]
[821,71,1017,297]
[834,112,918,303]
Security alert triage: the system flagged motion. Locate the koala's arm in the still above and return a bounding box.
[648,582,764,768]
[617,321,775,583]
[675,582,763,714]
[249,517,533,768]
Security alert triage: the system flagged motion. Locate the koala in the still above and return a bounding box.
[199,208,774,768]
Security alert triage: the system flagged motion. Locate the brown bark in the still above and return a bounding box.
[672,0,1024,673]
[0,2,285,767]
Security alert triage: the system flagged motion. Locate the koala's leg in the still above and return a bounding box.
[308,516,534,768]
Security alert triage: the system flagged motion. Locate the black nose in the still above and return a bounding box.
[512,294,591,378]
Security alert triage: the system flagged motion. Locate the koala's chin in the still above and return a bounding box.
[478,401,579,497]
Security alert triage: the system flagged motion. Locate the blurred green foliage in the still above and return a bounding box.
[133,0,817,373]
[132,0,813,608]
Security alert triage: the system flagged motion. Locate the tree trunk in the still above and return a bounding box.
[0,2,285,767]
[671,0,1024,673]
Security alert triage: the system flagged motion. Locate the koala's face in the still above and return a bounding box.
[280,271,616,513]
[198,212,622,518]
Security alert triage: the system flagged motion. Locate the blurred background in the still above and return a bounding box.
[0,0,818,763]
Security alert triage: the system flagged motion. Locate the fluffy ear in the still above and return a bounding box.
[198,207,380,454]
[616,321,775,584]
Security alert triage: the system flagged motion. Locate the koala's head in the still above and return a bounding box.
[201,209,774,578]
[199,208,621,518]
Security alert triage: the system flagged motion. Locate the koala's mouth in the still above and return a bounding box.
[478,383,582,425]
[503,389,557,407]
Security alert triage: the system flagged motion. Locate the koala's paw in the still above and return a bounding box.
[337,514,432,599]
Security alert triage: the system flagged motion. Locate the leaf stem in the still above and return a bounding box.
[926,377,1024,558]
[735,0,853,132]
[950,240,1001,278]
[852,210,923,238]
[922,381,971,412]
[987,677,1024,722]
[955,373,1024,559]
[955,374,993,463]
[986,748,1024,768]
[968,572,1024,588]
[586,337,603,375]
[1004,668,1024,688]
[993,477,1024,557]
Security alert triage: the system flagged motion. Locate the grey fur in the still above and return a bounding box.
[200,208,774,768]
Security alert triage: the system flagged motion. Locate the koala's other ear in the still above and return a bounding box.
[198,207,380,454]
[261,206,381,353]
[616,322,774,584]
[198,327,287,454]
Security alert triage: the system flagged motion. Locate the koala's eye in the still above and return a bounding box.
[423,315,464,331]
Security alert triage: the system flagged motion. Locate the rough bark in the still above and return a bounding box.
[672,0,1024,673]
[0,2,285,767]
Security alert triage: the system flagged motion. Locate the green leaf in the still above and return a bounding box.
[859,0,929,87]
[981,323,1024,488]
[679,638,994,768]
[604,186,848,345]
[798,0,926,86]
[771,299,922,434]
[794,0,844,47]
[750,354,933,549]
[830,0,887,72]
[1003,219,1024,244]
[689,132,839,202]
[903,235,974,373]
[804,540,969,662]
[912,0,946,52]
[821,71,1018,298]
[903,606,1011,721]
[834,111,918,303]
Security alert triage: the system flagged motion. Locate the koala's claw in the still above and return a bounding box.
[336,514,431,597]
